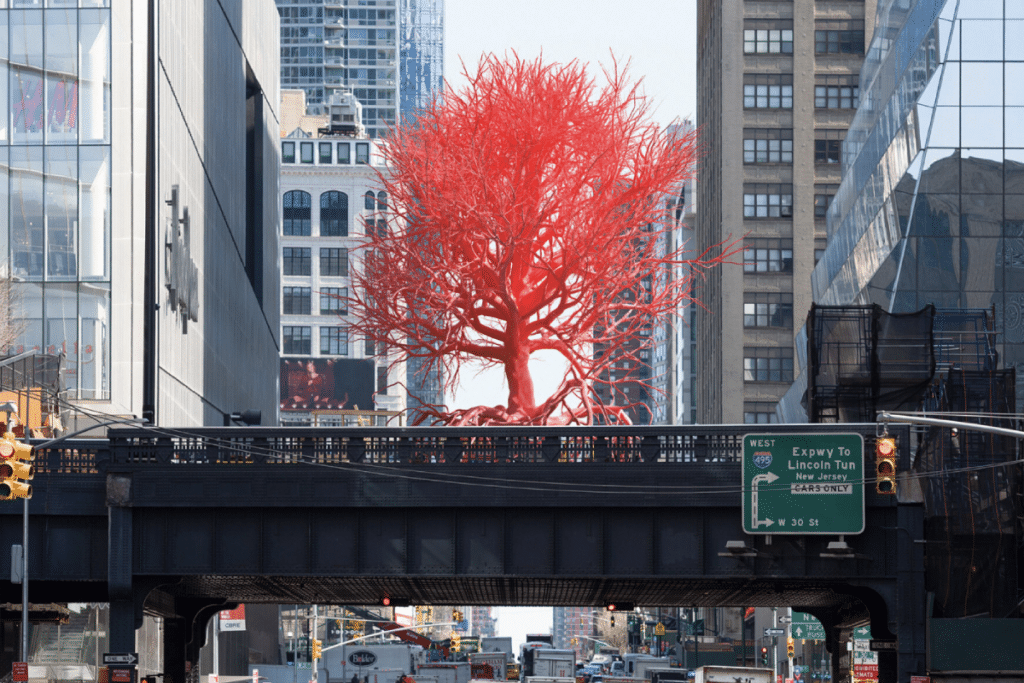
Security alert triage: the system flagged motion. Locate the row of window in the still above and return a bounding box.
[743,184,793,219]
[282,325,352,356]
[743,22,864,55]
[743,129,847,165]
[283,140,372,165]
[283,250,348,288]
[743,75,860,110]
[744,347,795,383]
[283,190,386,236]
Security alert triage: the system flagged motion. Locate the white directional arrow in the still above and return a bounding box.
[795,626,804,638]
[751,471,779,528]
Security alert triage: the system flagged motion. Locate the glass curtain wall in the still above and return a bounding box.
[0,1,111,400]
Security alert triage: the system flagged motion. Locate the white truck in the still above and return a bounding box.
[520,649,575,680]
[693,667,773,683]
[480,637,514,656]
[523,677,575,683]
[469,652,508,680]
[322,643,424,683]
[417,661,472,683]
[634,663,677,682]
[621,656,668,678]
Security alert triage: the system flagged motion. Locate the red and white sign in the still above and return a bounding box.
[110,668,133,683]
[910,678,930,683]
[253,668,259,683]
[13,662,28,682]
[210,675,219,683]
[853,664,878,678]
[219,604,246,632]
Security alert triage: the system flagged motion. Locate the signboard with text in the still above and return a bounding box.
[219,604,246,632]
[742,433,865,534]
[790,613,825,640]
[853,627,877,683]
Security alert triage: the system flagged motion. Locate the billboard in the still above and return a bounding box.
[280,358,375,411]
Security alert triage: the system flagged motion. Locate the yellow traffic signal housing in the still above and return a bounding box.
[451,633,461,652]
[875,437,896,494]
[453,610,463,622]
[0,433,33,500]
[786,637,795,659]
[311,639,322,660]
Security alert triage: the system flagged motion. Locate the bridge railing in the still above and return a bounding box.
[53,424,875,468]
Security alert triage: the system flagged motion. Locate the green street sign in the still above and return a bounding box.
[791,612,826,640]
[742,433,865,535]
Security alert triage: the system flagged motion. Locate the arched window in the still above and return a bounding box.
[364,191,376,211]
[320,191,349,237]
[283,190,311,236]
[377,191,387,212]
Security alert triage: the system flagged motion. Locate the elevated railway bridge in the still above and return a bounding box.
[0,423,923,683]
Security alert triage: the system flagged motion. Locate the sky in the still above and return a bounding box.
[440,0,698,411]
[493,606,554,652]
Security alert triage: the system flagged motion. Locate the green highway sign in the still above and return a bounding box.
[791,612,826,640]
[742,433,865,535]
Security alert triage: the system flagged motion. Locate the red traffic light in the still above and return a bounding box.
[381,597,391,606]
[606,602,634,611]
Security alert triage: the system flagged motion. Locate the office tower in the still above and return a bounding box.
[277,0,443,139]
[2,0,281,429]
[779,0,1024,417]
[695,0,873,424]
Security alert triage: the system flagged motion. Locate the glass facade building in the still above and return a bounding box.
[781,0,1024,418]
[0,2,111,399]
[277,0,443,138]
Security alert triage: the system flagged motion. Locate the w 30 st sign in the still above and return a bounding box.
[742,433,865,535]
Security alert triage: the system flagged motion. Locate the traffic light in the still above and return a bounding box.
[786,637,795,659]
[451,633,461,652]
[311,639,322,660]
[380,596,410,607]
[0,432,33,500]
[606,602,634,612]
[610,615,615,627]
[875,437,897,494]
[453,610,463,622]
[760,646,769,665]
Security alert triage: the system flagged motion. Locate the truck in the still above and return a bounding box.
[322,643,424,683]
[650,670,690,683]
[469,652,509,680]
[621,656,668,678]
[480,637,514,656]
[520,649,575,680]
[523,677,575,683]
[417,661,472,683]
[634,662,677,682]
[693,667,773,683]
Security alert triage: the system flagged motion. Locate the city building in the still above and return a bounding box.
[552,606,599,661]
[278,100,407,425]
[276,0,443,138]
[780,0,1024,418]
[695,0,875,424]
[468,606,496,639]
[2,0,281,429]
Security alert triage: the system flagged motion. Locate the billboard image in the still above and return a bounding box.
[280,358,375,411]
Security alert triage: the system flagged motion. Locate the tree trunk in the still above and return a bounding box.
[504,345,536,417]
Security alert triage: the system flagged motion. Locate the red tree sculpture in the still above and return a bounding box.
[351,54,737,425]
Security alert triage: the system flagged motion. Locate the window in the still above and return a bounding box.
[743,21,793,54]
[377,366,388,395]
[743,347,794,382]
[815,130,845,164]
[283,190,312,236]
[321,326,349,355]
[283,247,311,276]
[366,337,376,356]
[377,191,387,211]
[283,286,312,314]
[319,142,333,164]
[743,292,794,328]
[744,238,793,273]
[744,402,779,424]
[815,21,865,54]
[815,183,840,218]
[320,191,349,236]
[815,74,860,109]
[743,184,793,218]
[374,218,387,240]
[321,287,348,315]
[815,248,826,265]
[743,129,793,164]
[282,141,296,163]
[337,142,351,164]
[364,190,376,211]
[283,326,311,354]
[320,247,348,276]
[743,74,793,109]
[356,142,370,164]
[300,141,314,164]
